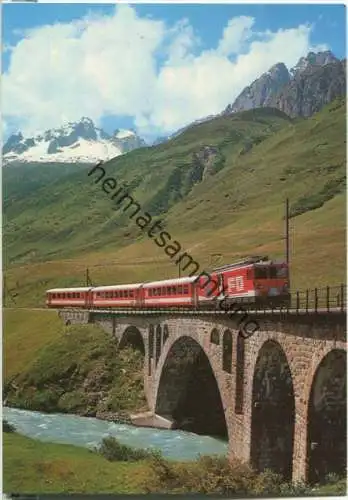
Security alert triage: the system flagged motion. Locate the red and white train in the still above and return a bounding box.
[46,256,290,310]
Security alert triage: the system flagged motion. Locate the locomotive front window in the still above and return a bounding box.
[254,267,268,279]
[274,266,287,278]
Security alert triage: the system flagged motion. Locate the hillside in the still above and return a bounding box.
[3,99,346,307]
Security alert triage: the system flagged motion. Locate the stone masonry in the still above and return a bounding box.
[59,308,346,482]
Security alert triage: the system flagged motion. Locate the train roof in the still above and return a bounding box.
[144,276,198,288]
[93,284,143,291]
[47,287,92,293]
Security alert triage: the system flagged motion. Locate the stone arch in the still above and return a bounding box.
[235,332,245,413]
[148,325,154,376]
[118,325,145,355]
[155,335,228,439]
[251,339,295,480]
[306,349,346,483]
[210,328,220,345]
[222,330,232,373]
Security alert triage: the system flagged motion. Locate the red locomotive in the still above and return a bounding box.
[46,256,290,310]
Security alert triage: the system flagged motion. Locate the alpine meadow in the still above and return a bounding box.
[3,99,346,308]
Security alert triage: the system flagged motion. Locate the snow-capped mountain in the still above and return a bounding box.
[2,117,147,165]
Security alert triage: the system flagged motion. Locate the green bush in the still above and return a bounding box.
[57,390,88,413]
[147,454,257,495]
[3,419,16,433]
[97,436,162,462]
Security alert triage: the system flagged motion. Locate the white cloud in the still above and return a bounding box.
[3,5,328,138]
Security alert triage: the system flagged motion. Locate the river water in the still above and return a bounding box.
[3,407,228,461]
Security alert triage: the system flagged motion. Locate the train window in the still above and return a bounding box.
[184,286,189,294]
[52,293,56,299]
[269,267,278,278]
[67,293,71,299]
[178,285,182,294]
[96,292,100,297]
[254,267,268,279]
[270,266,287,278]
[129,291,133,298]
[124,291,129,298]
[167,287,171,295]
[171,287,176,294]
[161,287,165,295]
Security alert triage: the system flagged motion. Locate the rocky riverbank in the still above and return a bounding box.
[4,323,149,422]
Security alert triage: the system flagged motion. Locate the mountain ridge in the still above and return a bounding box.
[2,117,147,165]
[224,50,346,117]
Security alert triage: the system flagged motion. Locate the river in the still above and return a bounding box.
[3,406,228,461]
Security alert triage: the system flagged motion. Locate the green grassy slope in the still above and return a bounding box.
[3,100,346,307]
[4,433,346,495]
[4,310,147,416]
[3,432,149,494]
[3,107,292,265]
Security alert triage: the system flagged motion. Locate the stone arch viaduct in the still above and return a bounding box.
[60,308,346,483]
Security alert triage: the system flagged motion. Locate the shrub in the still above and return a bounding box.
[3,419,16,433]
[147,454,258,495]
[97,435,161,462]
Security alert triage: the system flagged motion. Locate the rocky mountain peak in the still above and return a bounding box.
[225,61,290,114]
[2,118,147,165]
[224,50,345,118]
[290,50,338,78]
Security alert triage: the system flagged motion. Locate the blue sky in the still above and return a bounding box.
[2,3,346,140]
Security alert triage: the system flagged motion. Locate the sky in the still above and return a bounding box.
[2,2,346,142]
